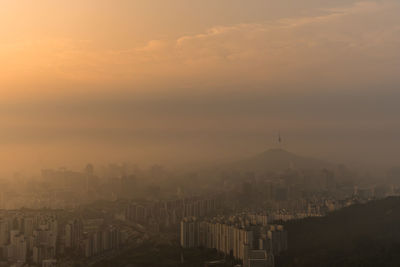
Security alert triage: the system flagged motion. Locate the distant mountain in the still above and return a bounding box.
[221,149,334,173]
[277,197,400,267]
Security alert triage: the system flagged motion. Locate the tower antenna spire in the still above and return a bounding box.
[278,131,283,149]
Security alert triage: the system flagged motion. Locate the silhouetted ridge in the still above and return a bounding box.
[277,197,400,267]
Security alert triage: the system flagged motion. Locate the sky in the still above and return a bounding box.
[1,0,400,174]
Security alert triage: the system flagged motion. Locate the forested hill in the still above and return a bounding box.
[277,197,400,267]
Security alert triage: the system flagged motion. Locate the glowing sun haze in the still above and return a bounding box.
[1,0,400,174]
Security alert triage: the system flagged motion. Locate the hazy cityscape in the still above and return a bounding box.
[0,147,399,266]
[2,0,400,266]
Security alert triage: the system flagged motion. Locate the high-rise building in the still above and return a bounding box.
[65,219,82,249]
[0,220,9,247]
[33,245,53,265]
[180,214,287,265]
[180,217,200,248]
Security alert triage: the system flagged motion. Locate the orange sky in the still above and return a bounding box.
[1,0,400,174]
[2,0,399,93]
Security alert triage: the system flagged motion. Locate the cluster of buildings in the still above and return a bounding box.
[64,218,123,259]
[0,160,397,266]
[0,209,129,267]
[0,212,58,266]
[258,195,378,222]
[81,225,120,258]
[180,213,287,267]
[125,195,222,229]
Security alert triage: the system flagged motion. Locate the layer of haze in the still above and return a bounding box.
[1,0,400,175]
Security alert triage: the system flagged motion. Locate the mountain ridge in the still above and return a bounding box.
[219,148,336,173]
[277,197,400,267]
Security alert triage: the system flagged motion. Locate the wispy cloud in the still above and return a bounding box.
[1,1,399,92]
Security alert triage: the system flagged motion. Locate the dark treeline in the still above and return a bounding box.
[276,197,400,267]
